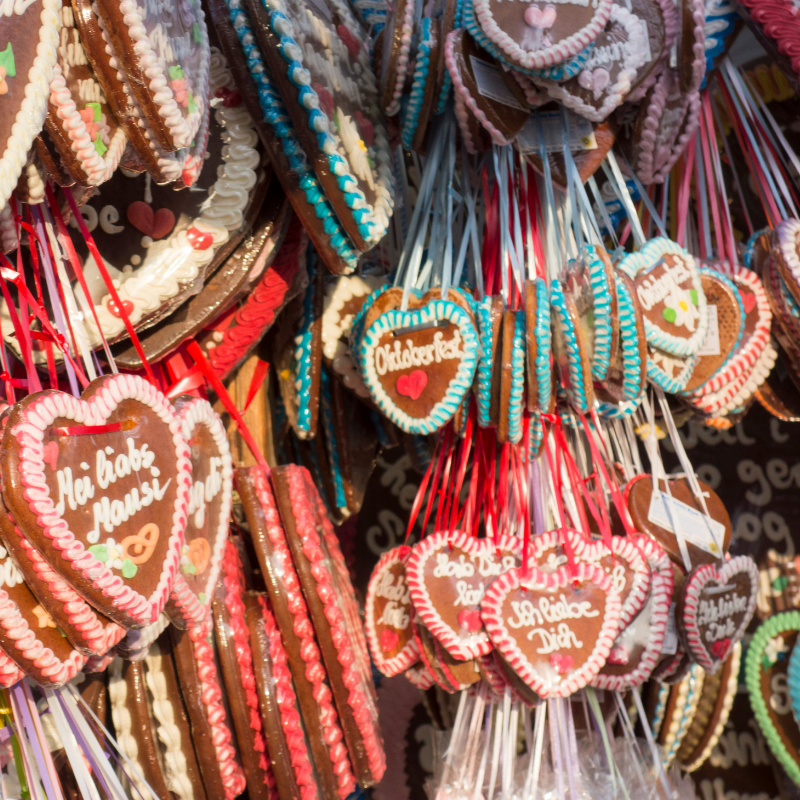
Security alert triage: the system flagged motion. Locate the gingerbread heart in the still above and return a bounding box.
[366,545,420,677]
[406,531,521,660]
[678,555,758,672]
[746,612,800,786]
[481,562,621,698]
[0,0,60,211]
[358,298,480,435]
[166,397,233,627]
[1,375,191,628]
[620,237,708,357]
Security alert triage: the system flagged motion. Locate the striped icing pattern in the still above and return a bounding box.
[506,310,525,444]
[476,297,494,428]
[293,247,317,436]
[647,349,697,393]
[533,277,552,409]
[401,17,433,148]
[551,279,591,414]
[586,246,615,382]
[613,272,643,401]
[662,665,705,767]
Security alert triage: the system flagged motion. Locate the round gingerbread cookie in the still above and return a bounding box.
[0,0,61,212]
[235,465,356,799]
[45,0,128,188]
[212,541,277,800]
[247,0,395,252]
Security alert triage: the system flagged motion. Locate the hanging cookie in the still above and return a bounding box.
[1,374,191,629]
[380,0,415,116]
[524,278,552,413]
[401,16,441,151]
[657,663,705,767]
[497,310,526,444]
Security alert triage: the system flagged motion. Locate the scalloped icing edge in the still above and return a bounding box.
[551,279,592,414]
[613,272,645,401]
[358,299,479,435]
[401,17,433,148]
[7,374,190,627]
[506,311,525,444]
[680,555,758,673]
[475,296,495,427]
[480,562,622,699]
[533,277,552,409]
[746,611,800,786]
[384,0,415,116]
[586,246,615,382]
[661,663,705,767]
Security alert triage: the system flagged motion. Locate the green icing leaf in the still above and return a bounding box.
[0,44,15,78]
[182,562,197,576]
[89,544,108,562]
[94,137,107,156]
[169,65,184,81]
[187,94,197,114]
[192,22,202,43]
[773,576,790,592]
[689,289,698,306]
[662,307,677,324]
[121,559,138,578]
[87,101,102,122]
[198,593,207,605]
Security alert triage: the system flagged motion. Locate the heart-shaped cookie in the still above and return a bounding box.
[1,375,191,628]
[481,562,621,698]
[358,298,480,435]
[406,531,521,660]
[366,545,420,677]
[165,397,233,627]
[619,237,708,357]
[678,555,758,672]
[0,0,60,211]
[746,612,800,786]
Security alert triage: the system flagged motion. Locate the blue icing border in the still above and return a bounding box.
[350,285,394,352]
[613,272,643,401]
[533,277,552,410]
[320,368,347,511]
[743,228,769,269]
[358,299,479,434]
[585,246,614,382]
[551,279,591,415]
[476,296,495,428]
[401,17,433,149]
[597,396,642,419]
[647,349,697,393]
[662,665,705,766]
[462,0,593,79]
[781,276,800,320]
[507,310,525,444]
[527,410,543,460]
[651,682,671,738]
[434,0,463,114]
[788,632,800,728]
[293,245,317,435]
[702,0,737,87]
[225,0,359,269]
[619,237,708,358]
[263,0,394,245]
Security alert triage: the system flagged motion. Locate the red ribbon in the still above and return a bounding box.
[243,359,270,413]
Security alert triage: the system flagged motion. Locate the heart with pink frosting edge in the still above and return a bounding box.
[0,373,191,629]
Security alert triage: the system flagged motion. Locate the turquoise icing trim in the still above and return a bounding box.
[781,276,800,319]
[597,395,642,419]
[293,246,316,435]
[463,0,593,79]
[743,228,769,269]
[551,280,591,415]
[225,0,359,269]
[476,296,494,428]
[527,410,543,460]
[651,682,671,737]
[787,633,800,728]
[433,0,463,114]
[585,246,614,382]
[647,350,697,393]
[358,299,479,434]
[533,277,552,410]
[401,17,433,149]
[662,665,704,766]
[613,273,643,401]
[350,285,393,352]
[263,2,394,245]
[619,237,708,358]
[702,0,737,87]
[320,368,347,511]
[456,392,471,437]
[507,310,525,444]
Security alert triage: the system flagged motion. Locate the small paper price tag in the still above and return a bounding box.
[516,111,597,154]
[662,603,678,655]
[647,489,725,557]
[696,305,720,356]
[469,56,525,111]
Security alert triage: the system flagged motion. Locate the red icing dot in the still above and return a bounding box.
[107,298,134,318]
[187,227,213,250]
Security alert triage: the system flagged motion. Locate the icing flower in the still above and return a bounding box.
[88,538,138,578]
[79,104,110,156]
[180,544,197,576]
[0,43,15,95]
[172,78,190,107]
[661,286,700,331]
[763,635,789,669]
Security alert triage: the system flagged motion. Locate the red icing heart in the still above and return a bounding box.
[187,227,213,250]
[742,290,757,314]
[107,298,134,319]
[337,25,361,60]
[458,609,482,633]
[313,82,334,119]
[712,638,731,659]
[126,202,176,239]
[380,628,400,653]
[396,370,427,400]
[42,440,59,471]
[550,653,574,674]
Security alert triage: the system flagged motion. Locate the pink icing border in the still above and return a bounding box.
[406,530,522,660]
[472,0,613,69]
[6,513,126,656]
[740,0,800,79]
[256,594,321,800]
[592,536,672,691]
[84,651,115,672]
[285,465,386,783]
[481,562,621,698]
[6,374,190,627]
[693,263,772,395]
[445,31,512,146]
[453,90,479,155]
[221,540,275,795]
[680,555,758,672]
[413,628,455,692]
[626,0,678,103]
[246,467,355,798]
[404,663,435,690]
[365,545,420,677]
[167,397,233,626]
[654,89,701,183]
[684,0,707,93]
[187,616,247,799]
[384,0,415,117]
